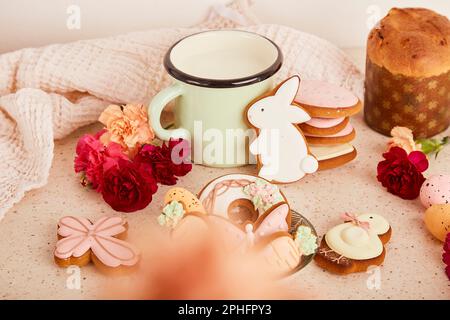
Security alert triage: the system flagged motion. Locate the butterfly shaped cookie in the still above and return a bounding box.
[54,216,140,274]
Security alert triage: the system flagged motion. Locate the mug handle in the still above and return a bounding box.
[149,83,191,141]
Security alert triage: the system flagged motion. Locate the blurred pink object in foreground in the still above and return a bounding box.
[105,227,310,299]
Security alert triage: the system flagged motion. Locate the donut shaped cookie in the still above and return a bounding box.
[197,174,290,228]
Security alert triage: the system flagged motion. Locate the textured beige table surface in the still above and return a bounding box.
[1,48,449,300]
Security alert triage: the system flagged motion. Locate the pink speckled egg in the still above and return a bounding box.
[420,174,450,208]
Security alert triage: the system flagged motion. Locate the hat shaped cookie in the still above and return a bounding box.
[246,76,318,183]
[314,213,392,274]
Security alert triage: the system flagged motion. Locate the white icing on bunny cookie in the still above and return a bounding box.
[247,76,318,183]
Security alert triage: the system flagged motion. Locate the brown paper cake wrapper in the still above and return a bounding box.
[364,58,450,138]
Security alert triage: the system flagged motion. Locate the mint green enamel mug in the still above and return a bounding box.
[149,30,282,167]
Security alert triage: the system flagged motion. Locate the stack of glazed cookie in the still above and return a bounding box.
[295,80,362,170]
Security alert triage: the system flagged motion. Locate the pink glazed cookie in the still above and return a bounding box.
[294,80,362,118]
[304,123,356,145]
[299,117,350,136]
[420,174,450,208]
[54,216,140,274]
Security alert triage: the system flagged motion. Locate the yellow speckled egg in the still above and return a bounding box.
[424,204,450,242]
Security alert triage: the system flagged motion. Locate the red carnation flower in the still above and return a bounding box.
[74,130,127,192]
[135,138,192,185]
[165,138,192,177]
[444,233,450,281]
[377,147,428,200]
[101,159,157,213]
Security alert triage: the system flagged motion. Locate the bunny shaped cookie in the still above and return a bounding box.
[246,76,318,183]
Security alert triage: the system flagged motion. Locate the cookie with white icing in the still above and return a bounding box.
[309,144,357,171]
[314,213,392,274]
[294,80,362,118]
[246,76,318,184]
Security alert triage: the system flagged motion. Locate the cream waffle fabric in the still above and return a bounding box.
[0,0,362,220]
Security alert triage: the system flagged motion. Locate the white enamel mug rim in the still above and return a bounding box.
[163,30,283,88]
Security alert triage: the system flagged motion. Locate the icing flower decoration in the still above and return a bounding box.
[294,226,318,255]
[341,212,370,231]
[158,200,185,228]
[443,233,450,281]
[243,179,283,212]
[386,126,418,154]
[99,104,155,156]
[377,147,429,200]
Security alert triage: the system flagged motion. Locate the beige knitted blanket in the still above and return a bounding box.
[0,0,363,220]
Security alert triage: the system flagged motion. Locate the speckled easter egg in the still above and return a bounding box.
[424,204,450,242]
[419,174,450,208]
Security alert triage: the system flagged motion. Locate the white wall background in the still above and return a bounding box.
[1,0,449,53]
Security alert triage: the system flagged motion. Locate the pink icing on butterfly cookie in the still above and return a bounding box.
[55,216,139,269]
[296,80,358,108]
[306,117,346,128]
